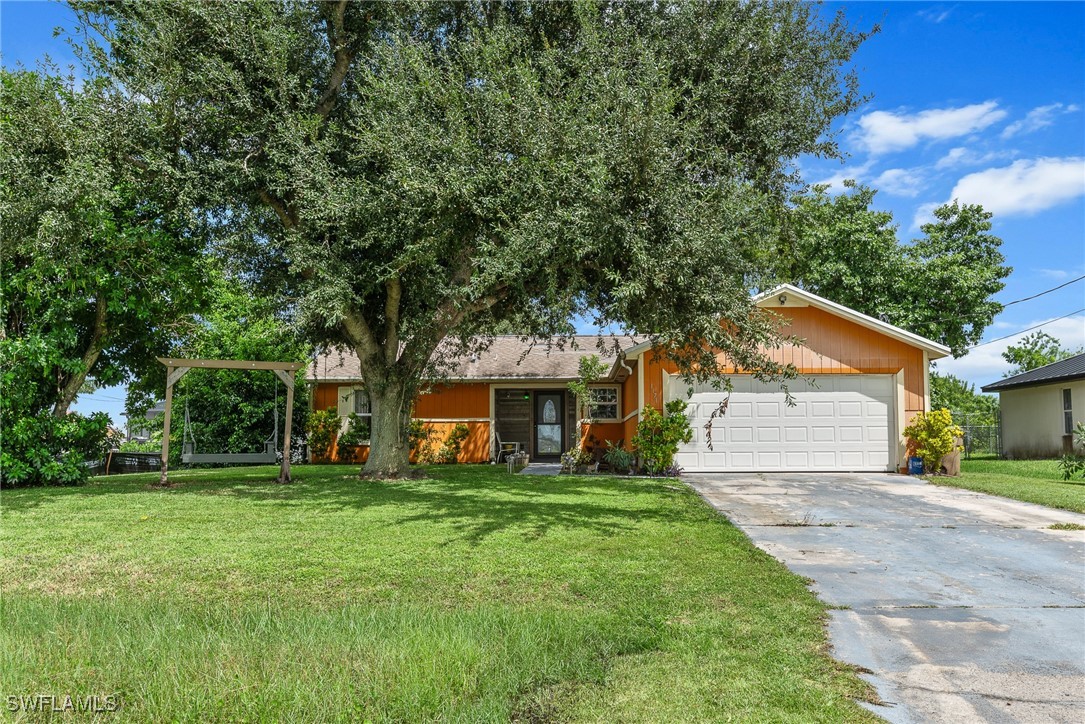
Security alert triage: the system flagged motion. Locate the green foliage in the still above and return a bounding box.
[0,411,111,487]
[126,266,310,466]
[1057,422,1085,481]
[904,409,963,475]
[603,441,635,473]
[337,413,371,448]
[1002,331,1082,376]
[632,400,694,475]
[117,436,162,454]
[0,68,206,424]
[568,354,610,446]
[305,408,340,462]
[930,372,999,426]
[73,1,871,474]
[762,185,1010,357]
[408,419,437,458]
[421,424,471,465]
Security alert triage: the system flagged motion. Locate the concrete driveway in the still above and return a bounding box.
[686,473,1085,724]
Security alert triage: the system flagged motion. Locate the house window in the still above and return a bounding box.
[337,386,371,421]
[1063,388,1073,435]
[587,386,620,422]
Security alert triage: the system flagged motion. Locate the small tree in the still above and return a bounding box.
[567,355,610,449]
[632,400,694,475]
[903,409,963,475]
[1002,332,1081,376]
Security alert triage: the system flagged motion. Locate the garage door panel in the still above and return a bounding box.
[670,374,894,473]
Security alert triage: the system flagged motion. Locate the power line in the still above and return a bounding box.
[1003,275,1085,307]
[968,308,1085,349]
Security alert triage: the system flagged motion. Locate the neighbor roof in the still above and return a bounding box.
[981,352,1085,393]
[309,335,640,382]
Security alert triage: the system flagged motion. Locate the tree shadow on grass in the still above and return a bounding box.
[1,466,692,546]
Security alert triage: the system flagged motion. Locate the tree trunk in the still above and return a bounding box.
[361,372,414,477]
[53,297,107,418]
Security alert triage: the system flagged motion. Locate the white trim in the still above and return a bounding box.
[896,368,907,471]
[622,409,639,423]
[637,354,645,423]
[755,284,951,359]
[489,385,496,462]
[586,384,621,422]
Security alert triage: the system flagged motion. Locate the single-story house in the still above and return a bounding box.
[981,353,1085,458]
[309,284,950,472]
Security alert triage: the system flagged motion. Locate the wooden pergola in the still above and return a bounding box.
[158,358,305,485]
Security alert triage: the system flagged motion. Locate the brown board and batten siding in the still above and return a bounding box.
[641,305,927,423]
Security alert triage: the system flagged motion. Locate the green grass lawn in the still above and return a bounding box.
[0,465,876,722]
[933,458,1085,513]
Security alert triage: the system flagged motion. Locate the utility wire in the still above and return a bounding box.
[1002,274,1085,307]
[968,308,1085,349]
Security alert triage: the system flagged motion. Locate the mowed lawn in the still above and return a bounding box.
[934,458,1085,513]
[0,465,876,722]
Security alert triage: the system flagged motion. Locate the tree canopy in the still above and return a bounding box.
[1002,331,1082,376]
[760,182,1011,357]
[72,0,871,475]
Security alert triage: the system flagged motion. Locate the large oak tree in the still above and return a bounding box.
[73,0,871,476]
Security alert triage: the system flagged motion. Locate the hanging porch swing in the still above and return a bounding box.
[157,357,305,484]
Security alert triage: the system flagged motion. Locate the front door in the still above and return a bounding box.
[534,391,564,459]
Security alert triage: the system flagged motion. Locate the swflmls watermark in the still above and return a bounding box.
[6,694,120,713]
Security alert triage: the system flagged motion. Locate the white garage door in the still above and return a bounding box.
[668,374,896,472]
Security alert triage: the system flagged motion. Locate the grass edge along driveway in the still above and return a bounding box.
[1,465,878,722]
[931,458,1085,514]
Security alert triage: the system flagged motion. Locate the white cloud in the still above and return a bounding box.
[910,202,940,231]
[854,101,1007,155]
[874,168,926,197]
[949,157,1085,216]
[934,146,1015,170]
[811,159,874,191]
[936,315,1085,390]
[917,6,954,24]
[1001,103,1081,139]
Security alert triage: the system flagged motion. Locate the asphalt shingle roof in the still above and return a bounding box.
[309,335,640,381]
[981,352,1085,392]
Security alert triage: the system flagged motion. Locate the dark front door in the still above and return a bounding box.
[534,392,564,459]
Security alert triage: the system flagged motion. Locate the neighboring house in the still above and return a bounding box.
[125,400,165,443]
[981,353,1085,458]
[308,284,950,472]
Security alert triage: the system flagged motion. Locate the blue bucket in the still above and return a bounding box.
[908,456,924,475]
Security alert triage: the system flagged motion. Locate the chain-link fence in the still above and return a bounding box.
[950,410,1001,459]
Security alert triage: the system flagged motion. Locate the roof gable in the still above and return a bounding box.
[754,284,951,359]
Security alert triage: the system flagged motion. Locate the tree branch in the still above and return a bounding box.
[341,307,381,365]
[53,296,108,418]
[384,277,402,366]
[257,188,299,230]
[315,0,356,120]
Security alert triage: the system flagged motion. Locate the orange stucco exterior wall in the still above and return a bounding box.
[641,306,927,422]
[311,381,492,463]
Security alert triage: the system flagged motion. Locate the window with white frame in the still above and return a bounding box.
[1063,388,1073,435]
[337,386,371,420]
[587,385,620,422]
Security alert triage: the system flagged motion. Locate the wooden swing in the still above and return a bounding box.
[157,358,304,484]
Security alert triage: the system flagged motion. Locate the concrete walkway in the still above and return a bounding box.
[517,463,562,475]
[685,472,1085,724]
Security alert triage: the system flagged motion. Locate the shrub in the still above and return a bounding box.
[409,418,436,459]
[1058,422,1085,481]
[603,441,635,473]
[337,413,371,447]
[305,407,340,461]
[632,399,693,475]
[420,423,470,465]
[903,409,963,474]
[0,411,111,487]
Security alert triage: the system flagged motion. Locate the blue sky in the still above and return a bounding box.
[3,1,1084,425]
